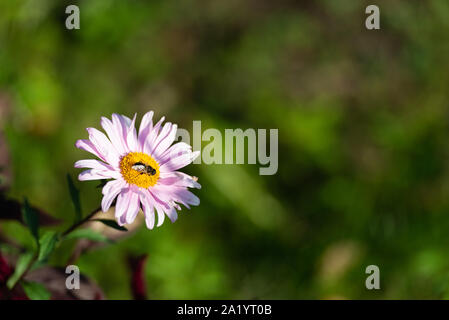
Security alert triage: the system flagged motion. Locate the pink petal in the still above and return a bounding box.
[153,184,200,209]
[119,214,127,226]
[157,176,179,186]
[158,142,192,166]
[143,189,172,227]
[159,172,201,189]
[160,150,200,172]
[126,114,139,152]
[148,188,171,210]
[126,189,141,224]
[101,116,128,156]
[75,139,107,162]
[154,204,165,227]
[139,111,154,135]
[120,114,133,127]
[138,111,154,151]
[150,122,172,155]
[112,113,132,152]
[165,206,178,223]
[143,116,165,155]
[101,179,126,212]
[74,159,115,171]
[115,187,131,222]
[87,127,120,166]
[153,123,178,158]
[177,189,200,207]
[140,193,155,229]
[78,169,121,181]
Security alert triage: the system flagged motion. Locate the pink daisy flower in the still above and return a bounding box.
[74,112,201,229]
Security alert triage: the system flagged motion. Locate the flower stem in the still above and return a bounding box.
[61,206,102,237]
[11,206,102,294]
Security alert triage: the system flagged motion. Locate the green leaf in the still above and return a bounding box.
[64,229,110,243]
[38,231,59,262]
[22,281,51,300]
[7,251,34,289]
[67,174,82,222]
[92,219,128,232]
[22,198,39,245]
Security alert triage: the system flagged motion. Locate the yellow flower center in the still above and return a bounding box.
[119,152,160,188]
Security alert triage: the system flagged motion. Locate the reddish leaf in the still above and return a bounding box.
[128,254,148,300]
[0,130,11,193]
[0,252,13,285]
[0,197,61,226]
[0,285,29,300]
[0,253,28,300]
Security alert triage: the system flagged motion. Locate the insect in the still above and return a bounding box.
[131,162,157,176]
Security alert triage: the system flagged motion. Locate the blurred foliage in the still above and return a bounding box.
[1,0,449,299]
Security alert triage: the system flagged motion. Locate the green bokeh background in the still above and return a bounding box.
[1,0,449,299]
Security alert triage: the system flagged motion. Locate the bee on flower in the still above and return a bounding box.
[74,112,201,229]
